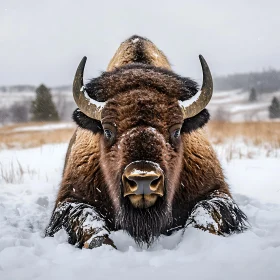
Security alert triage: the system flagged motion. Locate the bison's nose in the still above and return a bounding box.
[122,161,164,197]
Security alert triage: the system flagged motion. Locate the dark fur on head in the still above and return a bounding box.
[85,63,199,102]
[128,35,151,64]
[181,109,210,133]
[73,107,210,135]
[72,109,102,133]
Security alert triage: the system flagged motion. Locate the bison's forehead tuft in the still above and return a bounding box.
[85,63,198,102]
[101,90,183,134]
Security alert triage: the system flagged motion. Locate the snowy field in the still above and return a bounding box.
[2,88,280,122]
[12,123,75,132]
[0,141,280,280]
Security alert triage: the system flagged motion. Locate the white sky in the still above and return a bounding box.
[1,0,280,86]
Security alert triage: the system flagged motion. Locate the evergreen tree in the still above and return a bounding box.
[31,84,60,121]
[268,97,280,119]
[249,87,257,102]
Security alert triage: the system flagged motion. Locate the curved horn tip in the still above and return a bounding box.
[73,56,104,121]
[198,54,204,60]
[179,54,213,119]
[77,56,87,73]
[82,56,87,63]
[198,55,209,68]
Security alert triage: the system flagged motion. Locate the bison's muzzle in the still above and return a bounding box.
[122,161,164,208]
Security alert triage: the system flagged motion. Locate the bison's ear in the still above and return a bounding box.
[73,108,103,133]
[181,109,210,134]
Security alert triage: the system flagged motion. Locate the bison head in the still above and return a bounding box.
[72,52,213,245]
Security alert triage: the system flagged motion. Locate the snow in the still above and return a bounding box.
[190,205,220,231]
[124,160,163,173]
[230,103,270,114]
[83,89,106,109]
[207,89,280,121]
[130,169,158,176]
[0,142,280,279]
[152,52,159,58]
[178,90,201,108]
[13,123,75,132]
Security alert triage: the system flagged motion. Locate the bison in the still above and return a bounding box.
[45,35,248,249]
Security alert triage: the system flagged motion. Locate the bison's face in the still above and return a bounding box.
[100,90,184,210]
[72,56,213,245]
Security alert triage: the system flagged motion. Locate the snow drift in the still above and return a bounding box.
[0,143,279,280]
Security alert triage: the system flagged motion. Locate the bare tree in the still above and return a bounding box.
[55,93,67,120]
[10,102,30,123]
[213,106,230,122]
[0,107,10,124]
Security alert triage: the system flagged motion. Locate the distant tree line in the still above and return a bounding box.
[214,69,280,93]
[0,85,36,92]
[0,85,71,93]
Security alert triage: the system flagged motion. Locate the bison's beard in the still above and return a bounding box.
[115,198,172,247]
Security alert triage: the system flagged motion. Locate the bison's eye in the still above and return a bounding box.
[104,129,113,139]
[102,123,117,146]
[169,124,182,144]
[173,129,180,139]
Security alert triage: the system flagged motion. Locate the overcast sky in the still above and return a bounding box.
[1,0,280,86]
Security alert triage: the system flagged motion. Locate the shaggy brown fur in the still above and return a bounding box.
[107,35,171,71]
[46,35,248,248]
[85,63,198,102]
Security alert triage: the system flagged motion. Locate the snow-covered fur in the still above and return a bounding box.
[187,191,249,235]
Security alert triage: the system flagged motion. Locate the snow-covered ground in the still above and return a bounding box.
[207,89,280,122]
[0,142,280,280]
[12,123,75,132]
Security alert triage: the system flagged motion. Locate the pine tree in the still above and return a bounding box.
[249,87,257,102]
[268,97,280,119]
[31,84,60,121]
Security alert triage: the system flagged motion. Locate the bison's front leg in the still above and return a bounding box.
[186,191,249,235]
[45,202,116,249]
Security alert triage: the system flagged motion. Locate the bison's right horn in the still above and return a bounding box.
[179,55,213,119]
[73,56,105,120]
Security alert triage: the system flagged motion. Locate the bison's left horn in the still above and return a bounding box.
[179,55,213,118]
[73,56,105,120]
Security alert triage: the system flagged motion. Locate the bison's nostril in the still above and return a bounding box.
[150,177,161,191]
[124,175,159,196]
[124,177,138,191]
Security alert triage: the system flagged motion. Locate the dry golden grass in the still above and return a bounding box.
[0,159,39,184]
[0,121,280,150]
[206,121,280,161]
[207,121,280,148]
[0,122,75,150]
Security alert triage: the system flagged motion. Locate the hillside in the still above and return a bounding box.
[208,89,280,122]
[1,87,280,123]
[214,69,280,93]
